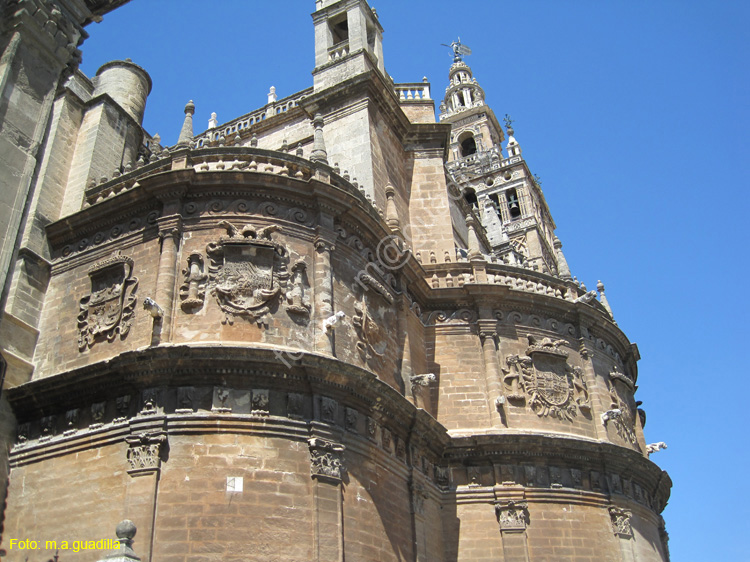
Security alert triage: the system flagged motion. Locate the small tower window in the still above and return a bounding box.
[459,133,477,157]
[456,91,465,107]
[506,188,521,219]
[463,188,478,207]
[331,17,348,44]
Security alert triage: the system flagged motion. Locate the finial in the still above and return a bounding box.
[176,100,195,148]
[268,86,277,104]
[309,113,328,165]
[96,520,139,562]
[553,236,572,280]
[250,133,258,147]
[597,280,615,320]
[208,112,218,129]
[385,183,401,233]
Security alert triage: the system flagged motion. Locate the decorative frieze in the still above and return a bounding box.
[77,252,139,351]
[308,438,345,481]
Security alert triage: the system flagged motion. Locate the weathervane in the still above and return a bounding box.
[441,37,472,62]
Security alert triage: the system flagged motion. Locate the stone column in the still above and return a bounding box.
[410,478,429,562]
[153,194,184,344]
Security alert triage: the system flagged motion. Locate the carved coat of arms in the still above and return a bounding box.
[352,296,387,362]
[206,221,291,325]
[78,252,138,350]
[502,335,590,421]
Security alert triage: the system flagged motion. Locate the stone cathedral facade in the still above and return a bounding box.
[0,0,671,561]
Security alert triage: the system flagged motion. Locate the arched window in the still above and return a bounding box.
[463,187,478,207]
[506,188,521,219]
[458,132,476,157]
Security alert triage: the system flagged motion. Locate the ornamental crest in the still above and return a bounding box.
[607,378,638,445]
[78,252,138,350]
[502,335,590,421]
[206,221,290,325]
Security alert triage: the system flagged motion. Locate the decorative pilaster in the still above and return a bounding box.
[154,224,181,343]
[308,437,345,561]
[609,506,636,562]
[125,431,167,476]
[314,235,336,355]
[478,320,505,427]
[495,500,530,562]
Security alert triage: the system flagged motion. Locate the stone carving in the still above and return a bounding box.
[411,482,427,516]
[352,297,387,361]
[354,273,394,304]
[382,427,392,452]
[176,388,195,413]
[251,389,269,415]
[366,416,377,441]
[607,380,638,445]
[64,409,80,434]
[288,393,304,419]
[308,438,345,481]
[410,373,436,396]
[320,396,337,423]
[608,473,623,494]
[179,252,208,311]
[17,422,30,443]
[434,466,450,488]
[396,438,406,460]
[609,506,633,538]
[345,407,358,433]
[78,252,139,350]
[422,308,478,325]
[646,442,667,454]
[468,467,481,486]
[206,221,290,325]
[550,466,562,488]
[571,468,582,488]
[115,395,131,423]
[502,335,590,420]
[609,364,635,392]
[140,389,158,414]
[524,465,536,487]
[91,402,106,426]
[285,259,311,319]
[125,432,167,474]
[213,387,231,412]
[41,415,56,438]
[495,500,529,531]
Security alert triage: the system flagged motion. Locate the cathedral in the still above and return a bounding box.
[0,0,671,560]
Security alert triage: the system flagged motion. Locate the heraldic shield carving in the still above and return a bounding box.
[78,251,139,350]
[502,335,590,421]
[206,221,291,325]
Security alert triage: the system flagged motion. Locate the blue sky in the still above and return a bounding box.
[79,1,749,559]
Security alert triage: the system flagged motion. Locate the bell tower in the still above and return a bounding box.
[441,44,561,275]
[312,0,385,91]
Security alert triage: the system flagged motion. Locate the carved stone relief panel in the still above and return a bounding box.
[288,393,304,419]
[345,407,358,433]
[320,397,338,424]
[78,252,139,350]
[352,296,387,362]
[206,221,290,325]
[607,375,638,445]
[284,259,311,321]
[502,335,590,420]
[251,389,269,415]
